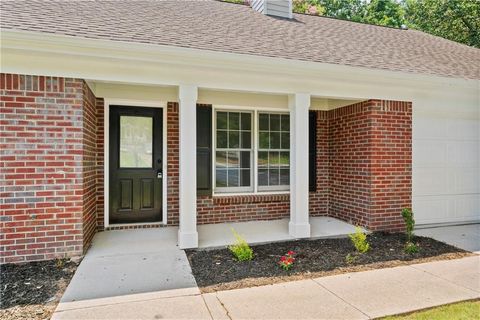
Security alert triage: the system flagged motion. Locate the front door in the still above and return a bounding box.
[109,106,163,224]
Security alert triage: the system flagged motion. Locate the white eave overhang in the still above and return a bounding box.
[1,29,477,101]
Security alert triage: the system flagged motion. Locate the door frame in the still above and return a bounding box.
[104,99,168,228]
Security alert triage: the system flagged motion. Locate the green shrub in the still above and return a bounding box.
[401,208,415,242]
[228,228,253,261]
[345,253,357,264]
[401,208,420,254]
[349,226,370,254]
[405,241,419,254]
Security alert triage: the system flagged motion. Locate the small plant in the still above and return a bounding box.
[401,208,420,254]
[55,258,66,269]
[228,228,253,261]
[401,208,415,242]
[349,226,370,253]
[405,241,419,254]
[278,250,296,271]
[345,253,357,264]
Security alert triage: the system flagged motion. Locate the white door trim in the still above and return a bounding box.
[104,99,168,228]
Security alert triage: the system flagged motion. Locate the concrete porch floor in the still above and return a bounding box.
[198,216,361,248]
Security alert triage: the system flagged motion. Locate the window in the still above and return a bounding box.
[258,113,290,191]
[215,111,253,192]
[214,109,290,194]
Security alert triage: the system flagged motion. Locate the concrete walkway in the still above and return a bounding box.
[416,223,480,253]
[60,228,198,302]
[53,255,480,319]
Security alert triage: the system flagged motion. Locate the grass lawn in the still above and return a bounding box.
[383,300,480,320]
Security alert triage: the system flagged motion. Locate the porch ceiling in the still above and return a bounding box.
[90,81,366,111]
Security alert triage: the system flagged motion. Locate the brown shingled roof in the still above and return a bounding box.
[1,0,479,80]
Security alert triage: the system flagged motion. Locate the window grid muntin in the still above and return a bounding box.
[258,113,290,190]
[214,110,253,192]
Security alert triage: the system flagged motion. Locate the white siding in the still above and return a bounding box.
[265,1,291,19]
[251,0,292,19]
[250,0,264,13]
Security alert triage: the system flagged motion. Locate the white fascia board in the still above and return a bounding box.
[1,29,478,101]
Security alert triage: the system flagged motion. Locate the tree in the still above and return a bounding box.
[405,0,480,48]
[232,0,480,47]
[364,0,405,28]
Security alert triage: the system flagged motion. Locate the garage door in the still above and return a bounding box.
[412,97,480,226]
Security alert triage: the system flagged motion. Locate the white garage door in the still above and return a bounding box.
[413,95,480,226]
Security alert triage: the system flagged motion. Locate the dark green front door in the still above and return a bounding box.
[109,106,163,224]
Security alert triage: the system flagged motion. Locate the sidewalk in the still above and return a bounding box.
[53,255,479,319]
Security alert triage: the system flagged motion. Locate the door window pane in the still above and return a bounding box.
[120,116,153,168]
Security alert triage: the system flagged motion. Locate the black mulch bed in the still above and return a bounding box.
[0,259,78,320]
[186,233,470,292]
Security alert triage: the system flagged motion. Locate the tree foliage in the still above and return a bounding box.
[405,0,480,48]
[290,0,480,47]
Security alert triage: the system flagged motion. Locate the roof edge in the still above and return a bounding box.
[1,28,478,86]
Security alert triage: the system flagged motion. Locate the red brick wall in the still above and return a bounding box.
[0,74,100,263]
[328,102,373,227]
[81,82,97,249]
[368,100,412,231]
[95,98,105,230]
[197,194,290,224]
[327,100,412,231]
[166,102,180,226]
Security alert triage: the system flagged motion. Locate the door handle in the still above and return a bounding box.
[157,170,163,179]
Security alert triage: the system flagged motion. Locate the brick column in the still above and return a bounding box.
[0,73,99,263]
[328,99,412,232]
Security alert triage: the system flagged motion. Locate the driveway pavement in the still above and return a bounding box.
[53,255,480,319]
[416,224,480,253]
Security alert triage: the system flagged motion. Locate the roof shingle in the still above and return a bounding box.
[1,0,479,80]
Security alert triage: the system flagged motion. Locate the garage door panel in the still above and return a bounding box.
[414,167,479,196]
[413,117,448,140]
[413,140,447,167]
[447,141,478,167]
[447,118,479,140]
[413,197,449,225]
[413,195,480,225]
[453,168,479,194]
[412,167,448,195]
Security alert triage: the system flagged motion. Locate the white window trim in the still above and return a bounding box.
[212,105,291,196]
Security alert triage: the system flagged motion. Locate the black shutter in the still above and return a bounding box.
[197,105,212,196]
[309,111,317,192]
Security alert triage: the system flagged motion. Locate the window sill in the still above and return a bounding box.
[210,192,290,205]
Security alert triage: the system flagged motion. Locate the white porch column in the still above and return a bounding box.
[288,93,311,238]
[178,84,198,248]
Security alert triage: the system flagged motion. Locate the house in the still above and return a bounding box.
[1,0,479,264]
